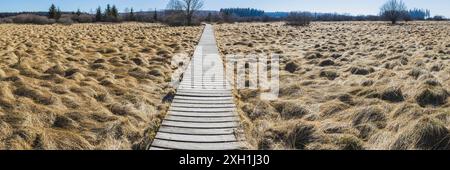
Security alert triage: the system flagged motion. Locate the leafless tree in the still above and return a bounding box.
[166,0,204,25]
[380,0,407,24]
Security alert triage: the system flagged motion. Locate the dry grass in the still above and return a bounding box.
[0,23,202,149]
[215,21,450,150]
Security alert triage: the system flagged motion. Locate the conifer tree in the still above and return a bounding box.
[96,6,103,21]
[76,9,82,16]
[130,8,136,21]
[111,5,119,19]
[56,7,62,19]
[153,8,158,21]
[104,4,111,19]
[49,4,57,19]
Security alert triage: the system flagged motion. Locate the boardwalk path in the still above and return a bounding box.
[150,24,242,150]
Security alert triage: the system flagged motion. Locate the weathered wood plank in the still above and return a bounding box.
[149,147,170,150]
[155,132,237,143]
[158,126,236,135]
[171,103,235,108]
[151,139,241,150]
[172,99,234,104]
[169,111,236,117]
[178,86,232,89]
[165,115,238,123]
[174,96,233,101]
[175,93,232,97]
[176,89,232,93]
[162,120,238,128]
[169,107,236,113]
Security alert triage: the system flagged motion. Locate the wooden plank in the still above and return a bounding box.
[172,99,234,104]
[174,96,233,101]
[182,77,226,79]
[155,132,237,143]
[175,93,232,97]
[165,115,238,123]
[177,88,233,91]
[178,82,228,85]
[151,139,241,150]
[171,103,235,108]
[176,89,232,93]
[169,107,236,113]
[168,111,236,117]
[181,77,226,79]
[162,120,238,128]
[183,72,224,74]
[178,85,231,88]
[158,126,236,135]
[175,92,232,96]
[149,147,170,150]
[182,73,225,75]
[181,79,226,81]
[179,83,229,86]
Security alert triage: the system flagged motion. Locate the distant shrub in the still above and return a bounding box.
[12,14,55,24]
[0,17,13,23]
[429,15,447,21]
[135,13,156,23]
[286,12,312,26]
[57,17,74,25]
[162,12,186,26]
[72,14,93,23]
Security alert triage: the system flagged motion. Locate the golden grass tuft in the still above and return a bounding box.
[273,100,309,119]
[0,68,6,79]
[352,106,387,129]
[0,82,15,108]
[391,117,450,150]
[415,83,448,107]
[14,84,56,105]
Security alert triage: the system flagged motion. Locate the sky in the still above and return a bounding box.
[0,0,449,17]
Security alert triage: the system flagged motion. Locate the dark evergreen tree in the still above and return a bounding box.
[408,8,431,20]
[56,7,62,19]
[76,9,82,16]
[49,4,57,19]
[153,9,158,21]
[95,6,102,22]
[130,8,136,21]
[104,4,111,19]
[206,12,212,22]
[111,5,119,19]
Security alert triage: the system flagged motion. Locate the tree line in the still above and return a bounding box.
[220,8,264,18]
[0,0,447,26]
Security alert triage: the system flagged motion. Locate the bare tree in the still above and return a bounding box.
[167,0,204,26]
[380,0,407,24]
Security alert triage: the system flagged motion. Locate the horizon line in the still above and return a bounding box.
[0,9,444,18]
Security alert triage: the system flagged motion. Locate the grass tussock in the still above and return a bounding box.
[0,23,202,149]
[391,117,450,150]
[215,22,450,150]
[415,83,448,107]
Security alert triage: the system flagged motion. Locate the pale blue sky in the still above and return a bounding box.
[0,0,449,17]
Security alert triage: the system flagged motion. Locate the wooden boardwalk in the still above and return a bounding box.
[150,24,242,150]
